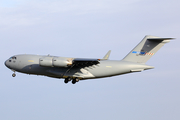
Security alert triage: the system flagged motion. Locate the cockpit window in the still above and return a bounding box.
[11,56,17,59]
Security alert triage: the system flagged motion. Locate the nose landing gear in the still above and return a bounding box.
[12,73,16,77]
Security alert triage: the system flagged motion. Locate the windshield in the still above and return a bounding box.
[9,56,17,60]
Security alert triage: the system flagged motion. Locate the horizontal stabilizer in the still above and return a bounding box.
[147,38,175,41]
[130,69,144,72]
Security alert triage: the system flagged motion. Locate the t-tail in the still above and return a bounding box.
[123,35,174,63]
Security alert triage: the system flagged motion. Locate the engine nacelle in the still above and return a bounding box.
[52,57,72,67]
[39,57,53,67]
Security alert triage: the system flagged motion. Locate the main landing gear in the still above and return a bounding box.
[64,77,71,83]
[72,78,79,84]
[64,77,80,84]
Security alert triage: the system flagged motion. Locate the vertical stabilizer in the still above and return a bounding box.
[122,35,174,63]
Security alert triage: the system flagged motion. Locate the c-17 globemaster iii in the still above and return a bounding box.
[5,35,174,84]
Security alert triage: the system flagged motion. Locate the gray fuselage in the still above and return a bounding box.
[5,54,153,80]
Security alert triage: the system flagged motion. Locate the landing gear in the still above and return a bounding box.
[72,78,79,84]
[72,79,76,84]
[64,77,80,84]
[64,77,71,84]
[12,73,16,77]
[75,78,79,82]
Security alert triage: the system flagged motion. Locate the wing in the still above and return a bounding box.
[72,58,100,67]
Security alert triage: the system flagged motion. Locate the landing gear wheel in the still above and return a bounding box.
[72,79,76,84]
[64,77,72,84]
[12,73,16,77]
[72,78,79,84]
[64,78,69,83]
[75,78,79,82]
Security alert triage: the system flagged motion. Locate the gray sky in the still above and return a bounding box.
[0,0,180,120]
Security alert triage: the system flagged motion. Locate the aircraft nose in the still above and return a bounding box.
[4,60,9,68]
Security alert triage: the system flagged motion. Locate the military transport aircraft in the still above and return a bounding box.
[5,35,174,84]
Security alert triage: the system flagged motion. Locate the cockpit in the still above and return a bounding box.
[8,56,17,62]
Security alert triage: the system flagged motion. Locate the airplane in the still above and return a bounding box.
[4,35,174,84]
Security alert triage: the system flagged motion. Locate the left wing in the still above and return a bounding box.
[72,50,111,67]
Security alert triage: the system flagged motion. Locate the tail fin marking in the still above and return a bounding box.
[123,35,174,63]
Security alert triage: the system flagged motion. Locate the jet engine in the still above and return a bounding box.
[52,57,72,67]
[39,56,73,67]
[39,57,53,67]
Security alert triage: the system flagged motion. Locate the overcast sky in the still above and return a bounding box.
[0,0,180,120]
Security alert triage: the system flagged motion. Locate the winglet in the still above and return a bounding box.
[103,50,111,60]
